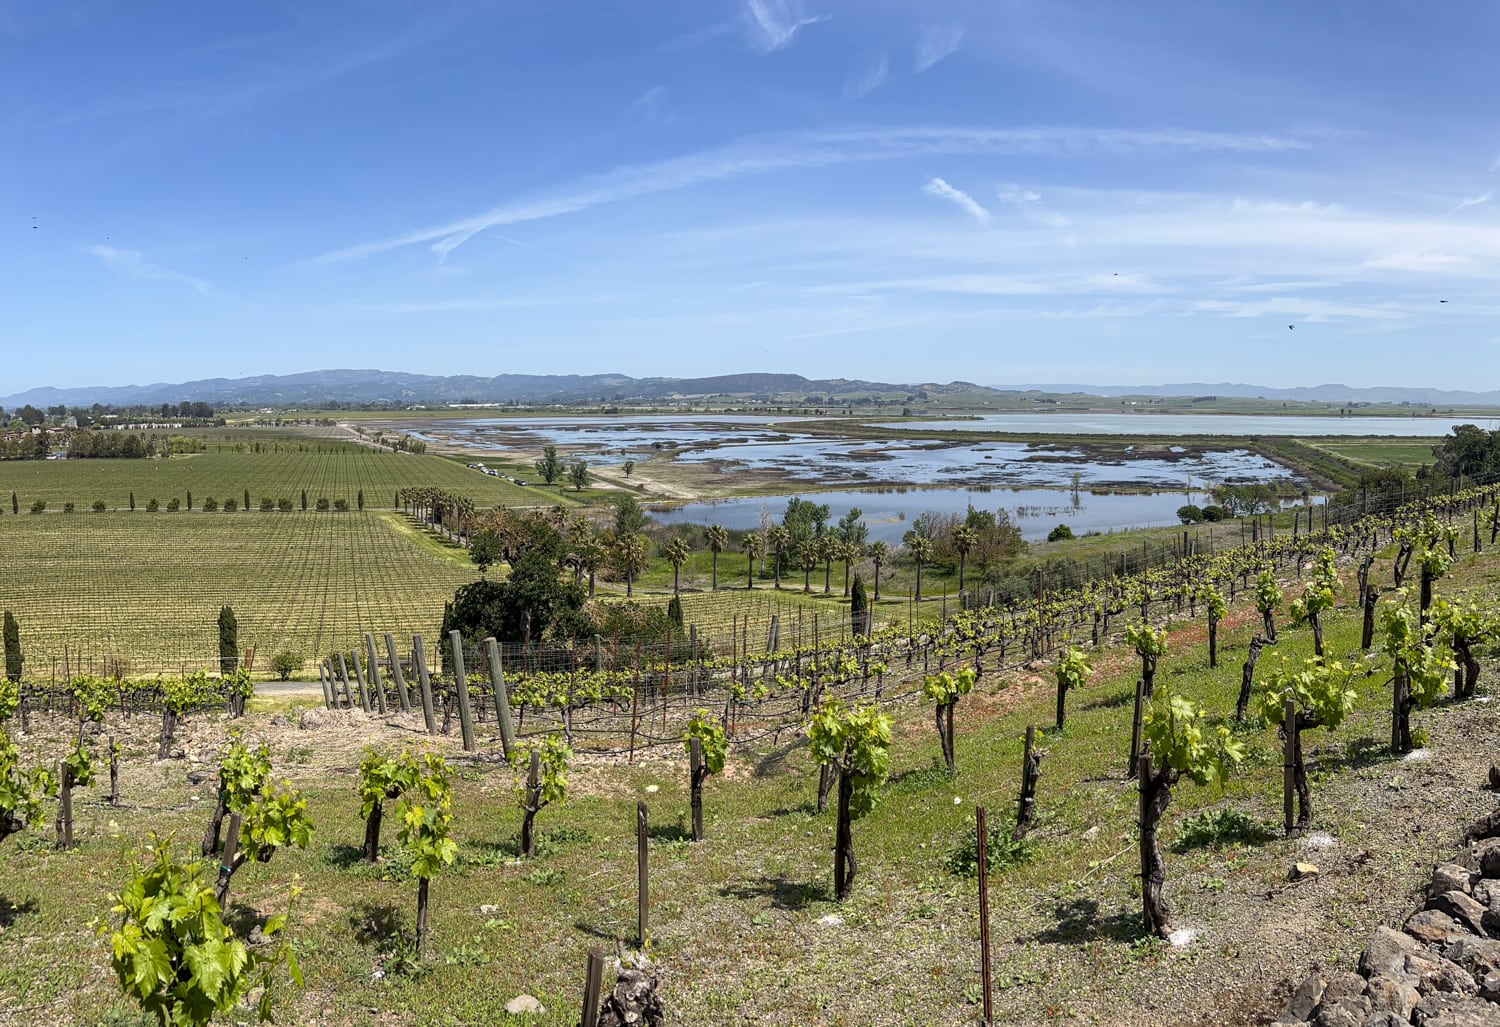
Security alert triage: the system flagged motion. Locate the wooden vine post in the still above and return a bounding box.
[364,634,388,714]
[56,756,73,849]
[484,637,516,760]
[580,946,605,1027]
[1127,676,1145,779]
[213,812,242,906]
[384,632,412,711]
[447,630,476,752]
[412,633,437,734]
[976,805,994,1027]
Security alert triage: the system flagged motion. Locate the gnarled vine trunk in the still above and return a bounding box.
[1237,636,1267,721]
[1138,756,1178,939]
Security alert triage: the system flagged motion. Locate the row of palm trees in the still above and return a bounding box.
[571,520,978,604]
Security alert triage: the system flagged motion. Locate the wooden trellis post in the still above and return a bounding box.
[384,632,412,711]
[412,634,437,734]
[448,630,477,752]
[364,634,388,714]
[484,637,516,760]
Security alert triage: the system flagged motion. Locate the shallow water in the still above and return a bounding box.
[878,413,1487,436]
[447,416,1292,489]
[647,487,1252,544]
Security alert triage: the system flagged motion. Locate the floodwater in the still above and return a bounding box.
[444,416,1294,489]
[648,488,1249,544]
[878,413,1488,436]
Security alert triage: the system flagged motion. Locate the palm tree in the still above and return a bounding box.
[663,537,691,594]
[840,540,859,596]
[615,533,651,597]
[904,530,933,606]
[767,526,791,590]
[868,541,888,601]
[798,540,819,592]
[742,532,764,589]
[953,525,978,593]
[579,536,607,597]
[705,525,729,591]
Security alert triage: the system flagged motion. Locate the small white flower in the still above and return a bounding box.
[952,796,962,805]
[645,784,659,794]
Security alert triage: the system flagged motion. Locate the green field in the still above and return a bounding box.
[1302,436,1437,468]
[0,436,543,512]
[0,511,482,674]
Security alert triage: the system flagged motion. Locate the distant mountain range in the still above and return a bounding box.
[4,369,1500,409]
[1013,383,1500,405]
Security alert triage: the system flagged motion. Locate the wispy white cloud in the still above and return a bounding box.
[86,245,213,296]
[922,177,991,224]
[1190,296,1404,322]
[307,126,1307,266]
[743,0,827,54]
[914,24,963,73]
[1452,191,1492,213]
[631,85,673,124]
[1363,249,1468,272]
[1491,155,1500,172]
[843,54,888,101]
[998,185,1071,229]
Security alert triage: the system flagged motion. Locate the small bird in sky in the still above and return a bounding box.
[1440,299,1448,303]
[1288,324,1295,330]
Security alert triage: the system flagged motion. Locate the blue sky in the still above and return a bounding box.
[3,0,1500,393]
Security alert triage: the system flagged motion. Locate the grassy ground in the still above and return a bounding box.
[3,541,1497,1025]
[1301,437,1436,469]
[0,511,482,674]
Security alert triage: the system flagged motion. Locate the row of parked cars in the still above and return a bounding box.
[465,462,527,486]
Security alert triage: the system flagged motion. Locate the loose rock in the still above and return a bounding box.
[504,995,545,1015]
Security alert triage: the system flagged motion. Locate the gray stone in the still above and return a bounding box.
[1364,927,1423,980]
[1473,839,1500,879]
[1429,891,1490,938]
[1436,864,1477,897]
[1324,972,1370,1004]
[1367,973,1421,1020]
[1283,975,1328,1022]
[1475,879,1500,909]
[1407,950,1480,996]
[1466,809,1500,844]
[504,994,546,1016]
[1446,938,1500,980]
[1316,996,1372,1027]
[1411,992,1500,1026]
[1413,909,1475,946]
[1361,1013,1406,1027]
[1482,973,1500,1003]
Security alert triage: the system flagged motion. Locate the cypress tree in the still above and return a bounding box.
[851,574,869,636]
[186,490,193,511]
[3,610,20,682]
[243,487,250,511]
[301,489,307,511]
[218,605,238,676]
[129,491,135,511]
[357,489,365,511]
[11,491,17,515]
[667,594,684,628]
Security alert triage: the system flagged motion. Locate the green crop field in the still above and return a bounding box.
[0,437,545,512]
[0,511,483,674]
[1302,436,1436,468]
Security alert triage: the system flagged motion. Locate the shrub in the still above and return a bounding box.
[28,500,45,514]
[1201,505,1226,522]
[145,499,159,512]
[165,498,180,512]
[222,498,237,512]
[277,498,293,512]
[1176,504,1203,524]
[202,497,218,512]
[333,498,349,512]
[1047,523,1073,542]
[259,497,275,512]
[270,651,302,681]
[315,497,330,512]
[92,499,106,512]
[62,502,75,513]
